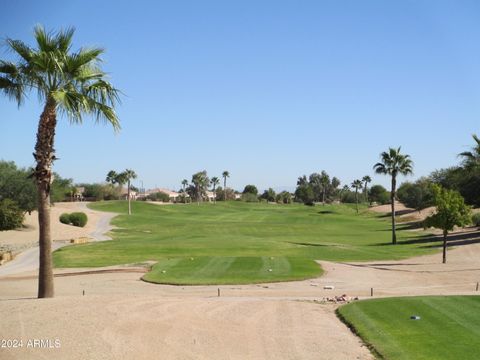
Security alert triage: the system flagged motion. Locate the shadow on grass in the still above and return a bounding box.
[371,228,480,248]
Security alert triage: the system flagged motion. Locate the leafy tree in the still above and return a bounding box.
[0,199,25,230]
[368,185,390,205]
[222,171,230,201]
[295,184,314,205]
[242,185,258,195]
[0,161,36,214]
[210,176,220,203]
[297,175,308,186]
[374,147,413,245]
[50,173,73,203]
[260,188,276,202]
[351,179,363,213]
[397,178,433,212]
[362,175,372,203]
[424,185,471,263]
[216,186,236,201]
[276,191,292,204]
[0,26,121,297]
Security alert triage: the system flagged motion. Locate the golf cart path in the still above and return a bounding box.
[0,202,116,277]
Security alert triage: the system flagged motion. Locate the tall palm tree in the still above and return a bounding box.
[210,177,220,203]
[362,175,372,203]
[0,26,120,298]
[122,169,137,215]
[459,134,480,170]
[222,171,230,201]
[351,179,363,214]
[320,171,330,205]
[374,147,413,244]
[181,179,188,204]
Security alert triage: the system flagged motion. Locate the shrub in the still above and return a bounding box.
[241,193,259,202]
[59,213,71,224]
[69,212,88,227]
[148,191,171,202]
[0,199,25,231]
[472,212,480,227]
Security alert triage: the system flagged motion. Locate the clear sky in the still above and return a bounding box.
[1,0,479,192]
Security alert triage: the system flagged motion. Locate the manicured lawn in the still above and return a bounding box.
[337,296,480,360]
[53,201,435,284]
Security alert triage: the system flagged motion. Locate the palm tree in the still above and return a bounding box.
[459,134,480,170]
[211,177,220,203]
[0,26,120,298]
[362,175,372,203]
[351,179,363,214]
[339,185,349,203]
[374,147,413,244]
[222,171,230,201]
[320,171,330,205]
[121,169,137,215]
[106,170,118,185]
[181,179,188,204]
[192,170,209,204]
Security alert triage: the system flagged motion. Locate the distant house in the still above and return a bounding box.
[120,187,137,200]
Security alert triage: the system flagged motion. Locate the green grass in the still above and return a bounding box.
[53,201,436,284]
[337,296,480,360]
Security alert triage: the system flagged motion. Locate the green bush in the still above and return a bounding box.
[241,193,259,202]
[472,212,480,227]
[69,212,88,227]
[0,199,25,231]
[148,191,170,202]
[59,213,71,224]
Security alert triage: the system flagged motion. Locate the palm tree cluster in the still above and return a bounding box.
[0,26,121,298]
[180,170,230,204]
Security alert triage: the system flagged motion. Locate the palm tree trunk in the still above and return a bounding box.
[442,231,448,264]
[224,178,227,201]
[128,180,131,215]
[391,176,397,245]
[35,98,57,298]
[355,190,359,213]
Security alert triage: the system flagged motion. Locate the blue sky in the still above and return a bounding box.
[1,1,479,191]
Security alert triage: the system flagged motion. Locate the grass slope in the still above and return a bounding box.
[54,201,435,284]
[337,296,480,360]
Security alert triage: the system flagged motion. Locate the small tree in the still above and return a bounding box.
[260,188,276,202]
[242,185,258,195]
[424,185,471,263]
